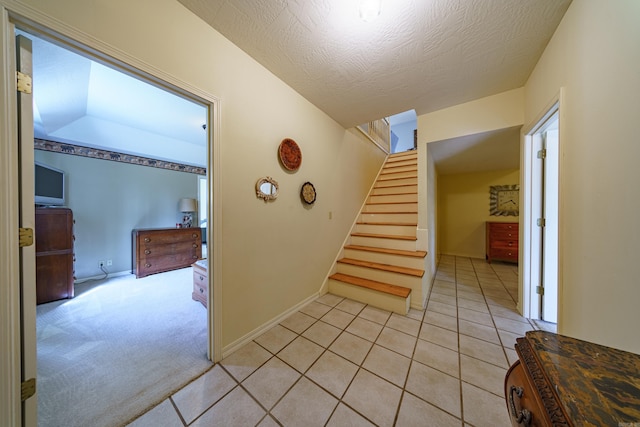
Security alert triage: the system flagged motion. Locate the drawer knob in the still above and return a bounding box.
[509,386,532,426]
[192,255,197,259]
[145,250,151,255]
[192,233,198,238]
[199,276,204,281]
[193,244,197,248]
[144,238,150,243]
[145,263,151,268]
[199,287,204,293]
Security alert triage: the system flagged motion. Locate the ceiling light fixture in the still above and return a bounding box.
[359,0,382,22]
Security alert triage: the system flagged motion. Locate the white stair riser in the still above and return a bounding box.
[336,263,422,289]
[378,171,417,180]
[355,223,416,236]
[350,235,416,251]
[382,165,417,174]
[371,185,417,195]
[374,177,417,187]
[360,212,418,223]
[343,248,425,269]
[328,279,410,315]
[368,193,417,204]
[363,203,417,213]
[384,158,418,168]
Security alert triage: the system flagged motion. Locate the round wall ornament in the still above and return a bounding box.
[278,138,302,171]
[301,182,316,204]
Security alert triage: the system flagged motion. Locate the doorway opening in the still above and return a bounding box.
[522,100,561,328]
[13,22,219,426]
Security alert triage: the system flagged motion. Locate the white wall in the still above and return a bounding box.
[35,150,198,279]
[524,0,640,353]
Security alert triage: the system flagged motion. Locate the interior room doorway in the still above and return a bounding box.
[11,20,220,426]
[523,101,560,325]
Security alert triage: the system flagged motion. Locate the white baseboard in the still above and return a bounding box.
[74,270,131,284]
[221,292,319,359]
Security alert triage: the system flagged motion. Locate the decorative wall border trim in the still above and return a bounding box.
[34,138,207,175]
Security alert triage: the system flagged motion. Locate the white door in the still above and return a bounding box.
[16,33,38,427]
[541,124,559,322]
[528,111,559,324]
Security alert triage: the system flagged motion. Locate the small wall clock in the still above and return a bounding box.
[490,185,519,216]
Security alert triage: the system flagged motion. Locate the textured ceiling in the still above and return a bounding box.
[177,0,571,128]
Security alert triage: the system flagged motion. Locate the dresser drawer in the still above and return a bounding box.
[489,230,519,241]
[505,360,548,427]
[490,248,518,261]
[138,240,200,259]
[490,239,518,250]
[139,230,200,245]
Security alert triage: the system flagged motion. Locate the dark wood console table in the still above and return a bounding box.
[505,330,640,426]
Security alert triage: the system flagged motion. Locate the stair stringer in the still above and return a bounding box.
[319,156,390,296]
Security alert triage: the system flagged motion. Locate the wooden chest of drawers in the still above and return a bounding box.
[192,259,208,307]
[486,221,518,263]
[132,227,201,278]
[505,331,640,426]
[35,207,75,304]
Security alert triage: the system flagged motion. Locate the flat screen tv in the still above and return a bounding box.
[34,162,66,206]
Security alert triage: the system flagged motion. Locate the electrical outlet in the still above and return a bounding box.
[99,260,105,268]
[106,260,113,266]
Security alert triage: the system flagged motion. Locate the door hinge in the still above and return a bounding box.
[16,71,32,94]
[19,227,34,247]
[536,286,545,295]
[21,378,36,401]
[537,218,546,227]
[537,149,547,159]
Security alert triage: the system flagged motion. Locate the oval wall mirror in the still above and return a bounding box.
[256,176,279,202]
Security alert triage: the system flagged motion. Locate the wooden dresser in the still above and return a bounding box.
[132,227,201,278]
[505,330,640,426]
[35,207,75,304]
[486,221,518,263]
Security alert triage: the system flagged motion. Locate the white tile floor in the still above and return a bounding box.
[128,256,544,426]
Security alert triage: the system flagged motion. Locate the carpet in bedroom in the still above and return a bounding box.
[36,267,213,427]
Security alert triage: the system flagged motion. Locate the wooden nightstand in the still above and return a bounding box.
[192,259,208,307]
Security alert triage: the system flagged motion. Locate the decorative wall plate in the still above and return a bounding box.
[278,138,302,171]
[301,182,316,204]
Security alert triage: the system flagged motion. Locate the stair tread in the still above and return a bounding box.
[345,245,427,258]
[374,183,418,189]
[338,258,424,277]
[367,201,417,205]
[357,221,417,226]
[371,192,417,196]
[381,168,417,174]
[351,232,416,241]
[329,273,411,298]
[378,175,417,180]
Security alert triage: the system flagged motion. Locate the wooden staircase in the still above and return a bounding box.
[328,150,427,315]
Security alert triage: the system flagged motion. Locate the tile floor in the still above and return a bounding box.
[128,256,547,427]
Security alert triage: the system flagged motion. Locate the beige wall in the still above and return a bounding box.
[6,0,385,350]
[524,0,640,353]
[438,169,519,259]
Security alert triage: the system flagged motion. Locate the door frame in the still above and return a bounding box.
[0,4,223,425]
[520,88,564,324]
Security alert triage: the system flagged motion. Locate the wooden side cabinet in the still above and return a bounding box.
[35,207,74,304]
[132,227,201,278]
[505,331,640,427]
[192,259,208,307]
[486,221,518,263]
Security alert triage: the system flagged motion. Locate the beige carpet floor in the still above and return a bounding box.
[36,267,213,427]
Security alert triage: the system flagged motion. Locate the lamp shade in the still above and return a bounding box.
[178,198,197,212]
